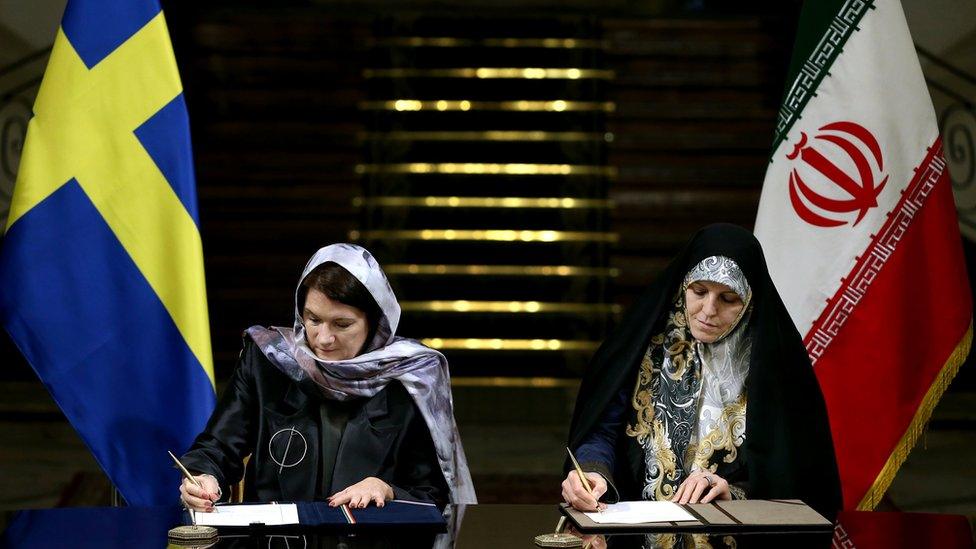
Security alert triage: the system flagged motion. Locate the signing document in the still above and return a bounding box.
[192,504,300,527]
[585,501,695,524]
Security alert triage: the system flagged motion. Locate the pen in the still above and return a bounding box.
[566,446,601,512]
[168,450,203,525]
[168,450,202,489]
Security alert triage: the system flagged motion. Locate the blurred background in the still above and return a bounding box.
[0,0,973,526]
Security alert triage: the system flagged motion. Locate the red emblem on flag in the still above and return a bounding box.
[786,121,888,227]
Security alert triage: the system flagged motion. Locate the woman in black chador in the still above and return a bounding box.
[562,224,841,518]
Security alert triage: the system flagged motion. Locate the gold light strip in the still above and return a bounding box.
[385,264,619,277]
[450,377,582,388]
[362,68,614,80]
[423,338,600,351]
[373,37,606,49]
[362,131,611,142]
[401,301,621,314]
[355,163,617,177]
[349,229,619,243]
[359,100,615,112]
[353,196,614,209]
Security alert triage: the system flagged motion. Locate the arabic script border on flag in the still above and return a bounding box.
[804,141,946,363]
[773,0,872,152]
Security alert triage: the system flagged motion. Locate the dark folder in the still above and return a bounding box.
[561,499,833,534]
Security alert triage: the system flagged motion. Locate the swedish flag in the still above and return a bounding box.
[0,0,215,505]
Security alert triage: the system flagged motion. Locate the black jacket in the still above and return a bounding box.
[182,340,449,506]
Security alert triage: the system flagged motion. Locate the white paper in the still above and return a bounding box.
[193,503,300,526]
[584,501,695,524]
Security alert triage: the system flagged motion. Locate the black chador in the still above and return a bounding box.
[568,224,842,518]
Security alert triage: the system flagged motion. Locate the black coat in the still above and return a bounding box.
[182,340,449,506]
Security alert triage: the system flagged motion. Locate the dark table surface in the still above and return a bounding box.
[1,504,972,549]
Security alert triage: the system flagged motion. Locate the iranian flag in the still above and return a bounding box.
[755,0,972,510]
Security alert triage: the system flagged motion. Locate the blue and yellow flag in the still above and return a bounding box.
[0,0,215,505]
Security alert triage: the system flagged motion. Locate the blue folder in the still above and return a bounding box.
[298,500,446,528]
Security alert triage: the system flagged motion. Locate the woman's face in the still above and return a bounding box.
[685,280,745,343]
[302,288,369,360]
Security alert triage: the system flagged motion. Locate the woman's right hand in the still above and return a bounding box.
[561,470,608,511]
[179,474,220,512]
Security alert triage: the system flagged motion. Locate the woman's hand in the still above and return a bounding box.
[566,525,608,549]
[561,470,608,511]
[329,477,395,509]
[671,471,731,504]
[179,474,220,512]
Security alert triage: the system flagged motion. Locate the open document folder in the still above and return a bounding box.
[188,500,446,529]
[585,501,695,524]
[563,499,833,533]
[193,504,299,527]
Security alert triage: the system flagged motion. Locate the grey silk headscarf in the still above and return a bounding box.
[246,243,477,504]
[629,256,752,501]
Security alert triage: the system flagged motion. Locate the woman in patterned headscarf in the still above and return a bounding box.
[180,244,476,512]
[562,224,841,519]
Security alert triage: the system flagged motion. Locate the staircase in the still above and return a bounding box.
[356,16,617,382]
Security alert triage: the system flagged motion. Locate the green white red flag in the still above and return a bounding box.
[755,0,972,510]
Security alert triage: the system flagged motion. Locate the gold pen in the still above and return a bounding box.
[169,450,206,525]
[566,446,601,512]
[168,450,203,489]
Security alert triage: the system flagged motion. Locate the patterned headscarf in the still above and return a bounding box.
[683,255,751,313]
[246,244,477,504]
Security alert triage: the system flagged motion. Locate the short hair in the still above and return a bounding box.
[298,262,382,348]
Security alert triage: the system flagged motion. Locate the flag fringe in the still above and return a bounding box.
[856,319,973,510]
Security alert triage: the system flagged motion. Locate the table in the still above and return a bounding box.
[1,504,972,548]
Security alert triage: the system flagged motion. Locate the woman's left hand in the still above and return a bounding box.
[329,477,395,509]
[671,471,731,504]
